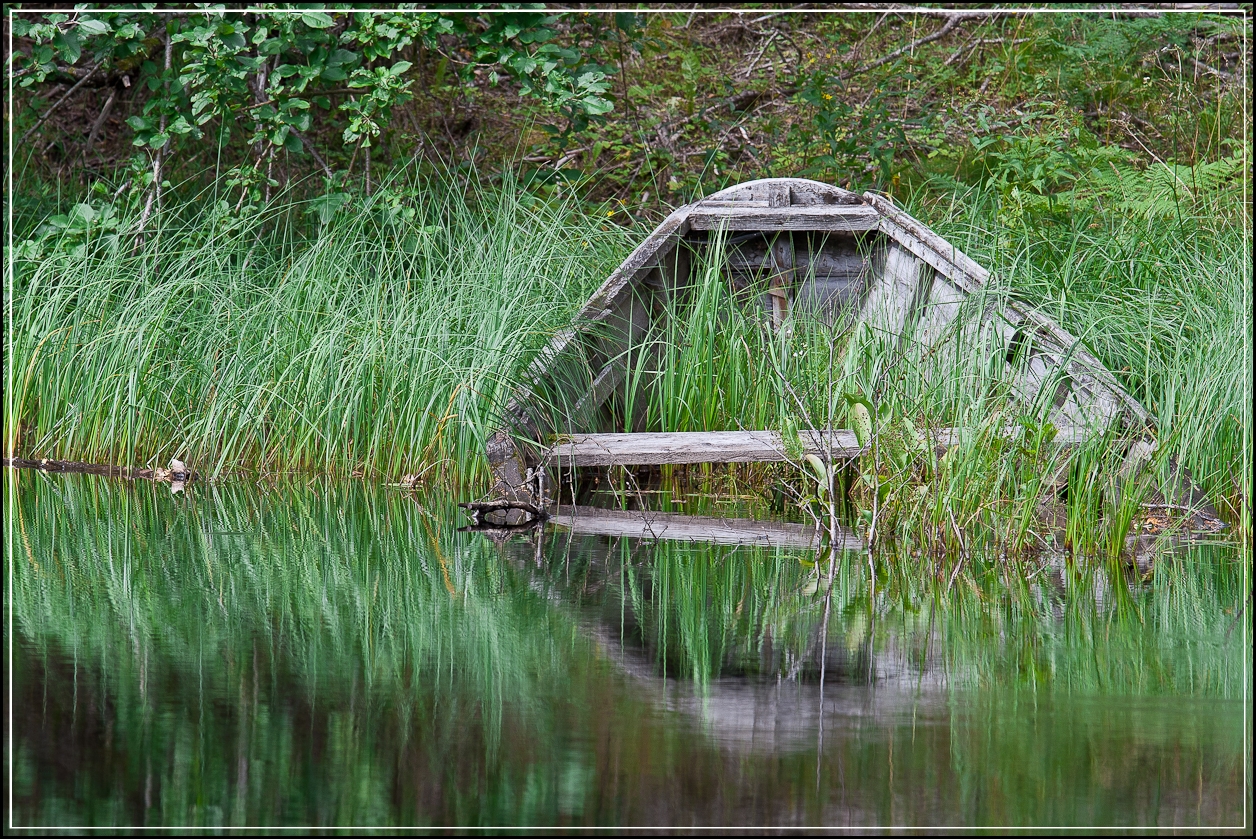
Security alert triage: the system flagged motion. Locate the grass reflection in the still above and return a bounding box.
[542,523,1247,697]
[11,470,613,826]
[8,469,1248,828]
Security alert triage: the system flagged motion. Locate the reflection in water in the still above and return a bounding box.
[8,471,1250,828]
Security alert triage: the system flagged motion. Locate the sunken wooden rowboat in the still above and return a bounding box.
[485,177,1157,510]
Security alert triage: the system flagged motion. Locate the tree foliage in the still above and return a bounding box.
[10,7,632,202]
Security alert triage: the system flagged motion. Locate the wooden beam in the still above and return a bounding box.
[544,425,1093,468]
[688,206,880,232]
[863,193,989,290]
[550,505,858,550]
[768,233,794,329]
[547,430,856,467]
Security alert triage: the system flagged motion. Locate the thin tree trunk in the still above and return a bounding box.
[133,20,173,251]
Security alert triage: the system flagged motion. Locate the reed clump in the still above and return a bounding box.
[7,169,632,482]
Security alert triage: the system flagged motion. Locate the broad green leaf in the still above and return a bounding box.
[77,19,111,36]
[850,400,873,448]
[52,29,82,65]
[301,12,334,29]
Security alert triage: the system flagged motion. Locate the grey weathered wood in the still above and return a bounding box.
[576,207,690,321]
[545,425,1092,468]
[864,192,989,290]
[550,505,854,550]
[789,182,864,206]
[688,205,880,232]
[703,177,863,206]
[863,192,1148,431]
[547,430,859,467]
[768,233,794,328]
[912,273,965,349]
[858,243,929,344]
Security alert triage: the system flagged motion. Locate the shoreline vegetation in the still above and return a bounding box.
[6,168,1250,553]
[5,8,1251,550]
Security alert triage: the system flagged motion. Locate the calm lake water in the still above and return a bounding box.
[8,471,1251,829]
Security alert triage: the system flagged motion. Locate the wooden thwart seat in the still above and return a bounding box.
[544,425,1091,469]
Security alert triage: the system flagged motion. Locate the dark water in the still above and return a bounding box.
[7,471,1251,829]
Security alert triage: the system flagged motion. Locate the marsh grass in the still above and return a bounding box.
[6,167,1249,542]
[11,471,1247,826]
[14,471,1241,706]
[7,167,632,482]
[917,183,1251,532]
[544,521,1246,696]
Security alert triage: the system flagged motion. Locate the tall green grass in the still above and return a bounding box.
[7,166,1249,539]
[7,168,631,481]
[918,183,1252,529]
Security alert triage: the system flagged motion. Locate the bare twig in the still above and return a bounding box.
[1189,55,1236,81]
[20,59,103,144]
[741,29,780,79]
[83,86,117,156]
[291,129,334,179]
[844,13,973,79]
[848,12,890,67]
[946,36,1032,68]
[134,22,173,250]
[944,27,983,67]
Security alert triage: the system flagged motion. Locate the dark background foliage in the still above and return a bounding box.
[6,5,1249,228]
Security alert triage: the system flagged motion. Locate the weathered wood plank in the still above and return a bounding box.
[704,177,863,207]
[1002,303,1150,426]
[545,425,1092,468]
[547,430,858,467]
[576,207,690,321]
[688,206,881,231]
[858,243,930,344]
[550,505,853,550]
[768,233,794,328]
[767,181,790,208]
[789,182,863,206]
[912,274,966,348]
[863,193,989,290]
[865,192,1148,429]
[487,208,691,502]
